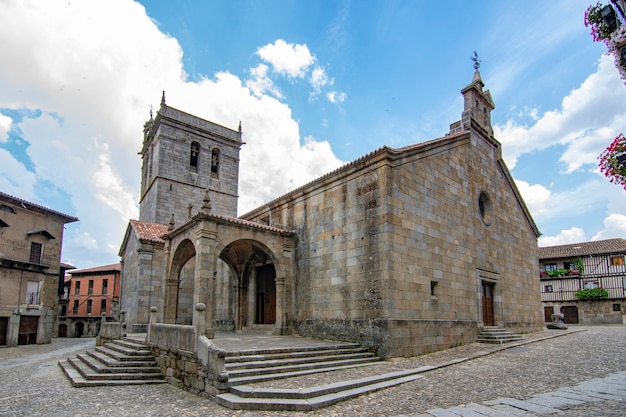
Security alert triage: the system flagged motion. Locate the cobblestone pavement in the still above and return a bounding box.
[0,325,625,416]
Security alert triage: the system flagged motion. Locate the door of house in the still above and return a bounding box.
[18,316,38,345]
[482,282,495,326]
[0,317,8,345]
[561,306,579,324]
[256,264,276,324]
[544,306,554,323]
[75,321,84,337]
[58,324,68,337]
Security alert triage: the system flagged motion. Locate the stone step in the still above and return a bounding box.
[59,360,165,387]
[58,338,165,387]
[95,345,155,362]
[225,346,369,363]
[225,351,376,371]
[227,361,379,386]
[224,342,362,358]
[227,356,380,380]
[77,353,161,374]
[477,327,523,344]
[85,350,158,368]
[64,356,165,381]
[102,340,152,357]
[216,369,425,411]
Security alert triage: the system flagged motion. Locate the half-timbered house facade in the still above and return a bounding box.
[539,238,626,324]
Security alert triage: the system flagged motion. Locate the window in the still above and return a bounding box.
[73,300,78,314]
[544,263,557,271]
[88,280,94,295]
[583,280,599,289]
[100,299,107,314]
[190,142,200,168]
[29,242,42,263]
[211,148,220,174]
[102,279,108,295]
[478,191,492,225]
[544,285,553,293]
[26,281,40,304]
[87,300,92,315]
[613,304,621,312]
[430,281,438,297]
[610,256,625,266]
[74,281,80,295]
[60,305,67,316]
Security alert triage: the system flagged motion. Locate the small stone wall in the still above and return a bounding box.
[544,300,626,324]
[147,323,196,352]
[96,321,123,346]
[146,323,205,394]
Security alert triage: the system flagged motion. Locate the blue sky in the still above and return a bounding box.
[1,0,625,268]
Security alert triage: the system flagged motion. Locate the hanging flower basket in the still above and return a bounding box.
[599,133,626,190]
[585,3,615,44]
[607,24,626,82]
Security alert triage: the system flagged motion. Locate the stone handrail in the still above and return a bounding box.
[147,323,196,353]
[198,335,229,389]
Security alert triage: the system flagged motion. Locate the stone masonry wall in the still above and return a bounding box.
[244,130,543,357]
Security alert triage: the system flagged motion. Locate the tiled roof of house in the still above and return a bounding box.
[0,191,78,222]
[70,263,121,274]
[539,238,626,259]
[129,219,169,244]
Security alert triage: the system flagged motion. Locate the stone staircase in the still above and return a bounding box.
[476,326,523,344]
[214,342,426,411]
[58,338,165,387]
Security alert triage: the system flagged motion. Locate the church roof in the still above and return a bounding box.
[539,238,626,259]
[166,212,295,239]
[129,219,169,244]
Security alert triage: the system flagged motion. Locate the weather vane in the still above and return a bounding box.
[471,51,481,71]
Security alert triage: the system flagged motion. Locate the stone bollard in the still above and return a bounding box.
[195,303,206,351]
[147,306,158,343]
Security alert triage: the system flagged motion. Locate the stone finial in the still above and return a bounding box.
[201,189,212,212]
[168,213,175,231]
[161,90,166,106]
[238,121,242,134]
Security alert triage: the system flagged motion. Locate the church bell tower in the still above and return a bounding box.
[138,92,243,225]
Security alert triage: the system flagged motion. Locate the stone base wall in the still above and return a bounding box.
[544,300,626,324]
[294,318,544,358]
[293,318,478,358]
[149,344,206,395]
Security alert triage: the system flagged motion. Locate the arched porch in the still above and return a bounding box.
[163,212,295,337]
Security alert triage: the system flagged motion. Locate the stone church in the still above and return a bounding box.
[119,70,543,358]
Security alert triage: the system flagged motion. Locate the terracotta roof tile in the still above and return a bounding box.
[71,263,121,274]
[129,219,169,244]
[539,238,626,259]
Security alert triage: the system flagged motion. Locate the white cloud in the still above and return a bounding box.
[257,39,315,78]
[246,64,282,98]
[514,179,552,218]
[495,54,626,171]
[327,91,347,105]
[0,113,11,142]
[0,0,345,266]
[310,66,330,93]
[538,227,587,247]
[92,140,140,221]
[592,214,626,241]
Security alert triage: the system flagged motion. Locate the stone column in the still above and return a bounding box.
[194,219,217,338]
[273,276,288,335]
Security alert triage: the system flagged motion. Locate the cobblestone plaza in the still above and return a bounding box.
[1,325,625,416]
